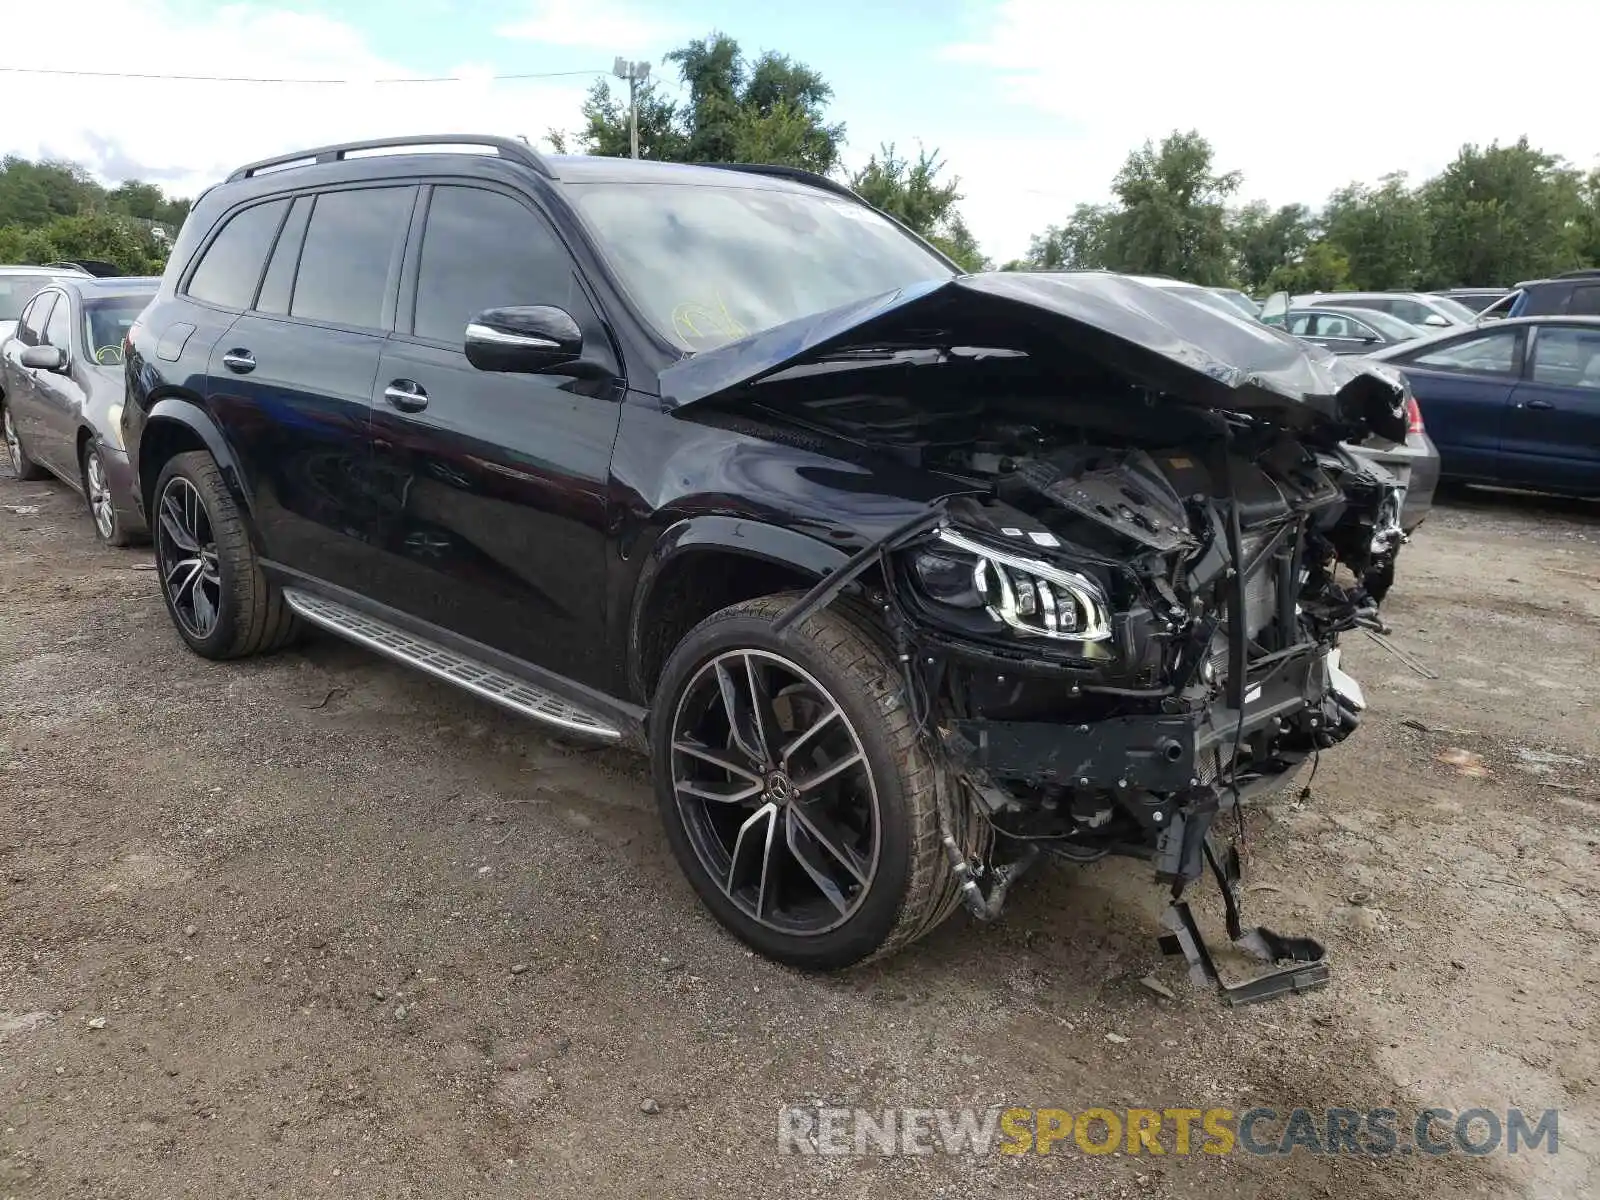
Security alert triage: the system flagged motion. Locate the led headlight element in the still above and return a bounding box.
[916,528,1113,642]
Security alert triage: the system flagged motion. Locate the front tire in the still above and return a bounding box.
[2,400,47,481]
[152,451,298,659]
[651,594,963,969]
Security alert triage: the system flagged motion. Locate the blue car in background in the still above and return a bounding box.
[1367,316,1600,496]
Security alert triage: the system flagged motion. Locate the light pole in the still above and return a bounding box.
[612,57,651,160]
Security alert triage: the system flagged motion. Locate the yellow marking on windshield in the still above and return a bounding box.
[672,293,748,345]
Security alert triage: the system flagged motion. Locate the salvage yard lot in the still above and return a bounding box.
[1,467,1596,1200]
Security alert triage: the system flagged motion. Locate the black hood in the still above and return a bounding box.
[658,272,1409,443]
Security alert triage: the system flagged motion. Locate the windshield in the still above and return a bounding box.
[1430,294,1480,324]
[1169,286,1253,321]
[0,274,63,321]
[567,182,955,351]
[1210,288,1261,318]
[82,295,153,365]
[1350,308,1424,340]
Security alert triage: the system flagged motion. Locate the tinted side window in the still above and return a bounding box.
[43,295,71,351]
[290,187,412,330]
[186,199,288,309]
[256,194,312,316]
[1565,286,1600,317]
[18,293,53,346]
[412,186,573,342]
[1407,329,1520,374]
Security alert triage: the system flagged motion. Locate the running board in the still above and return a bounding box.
[282,587,622,741]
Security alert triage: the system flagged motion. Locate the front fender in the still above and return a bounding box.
[623,514,853,698]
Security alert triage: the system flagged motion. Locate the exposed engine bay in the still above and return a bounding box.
[747,357,1407,1003]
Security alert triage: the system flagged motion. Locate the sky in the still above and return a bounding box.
[1,0,1594,264]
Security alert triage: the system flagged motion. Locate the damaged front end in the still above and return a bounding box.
[673,272,1410,1002]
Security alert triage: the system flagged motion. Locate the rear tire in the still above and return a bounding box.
[152,450,299,659]
[2,400,47,481]
[651,593,963,969]
[82,444,132,546]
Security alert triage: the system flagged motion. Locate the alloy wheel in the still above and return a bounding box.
[155,476,223,638]
[670,649,881,936]
[3,408,20,475]
[85,450,115,540]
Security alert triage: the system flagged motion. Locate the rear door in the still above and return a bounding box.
[364,182,623,688]
[1501,323,1600,491]
[204,185,414,593]
[1387,326,1525,480]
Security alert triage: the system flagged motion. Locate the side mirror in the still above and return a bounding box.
[1422,313,1449,328]
[464,306,583,374]
[21,345,66,371]
[1362,333,1382,344]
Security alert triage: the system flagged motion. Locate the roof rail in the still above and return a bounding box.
[707,162,864,203]
[1556,268,1600,280]
[227,134,555,183]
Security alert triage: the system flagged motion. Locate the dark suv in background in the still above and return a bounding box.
[123,135,1407,984]
[1477,270,1600,321]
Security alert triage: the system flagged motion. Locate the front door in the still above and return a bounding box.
[1502,323,1600,492]
[5,291,56,457]
[364,183,623,690]
[1394,326,1525,481]
[30,289,88,479]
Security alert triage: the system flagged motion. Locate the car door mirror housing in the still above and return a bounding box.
[21,345,66,372]
[1422,313,1450,327]
[464,306,583,374]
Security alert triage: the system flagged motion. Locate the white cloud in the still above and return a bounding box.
[496,0,681,52]
[0,1,593,202]
[943,0,1598,262]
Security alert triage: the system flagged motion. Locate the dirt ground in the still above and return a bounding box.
[1,465,1596,1200]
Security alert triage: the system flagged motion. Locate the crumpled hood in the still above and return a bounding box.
[658,272,1409,443]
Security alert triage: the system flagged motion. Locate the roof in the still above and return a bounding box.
[222,134,839,197]
[22,276,160,306]
[546,155,827,192]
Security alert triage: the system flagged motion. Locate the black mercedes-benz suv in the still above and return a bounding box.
[123,135,1407,987]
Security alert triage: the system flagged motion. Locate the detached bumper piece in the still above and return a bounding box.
[1159,838,1328,1006]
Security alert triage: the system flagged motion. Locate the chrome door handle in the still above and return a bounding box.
[221,350,255,373]
[383,379,429,413]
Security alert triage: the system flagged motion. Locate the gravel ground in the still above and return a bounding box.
[1,468,1596,1200]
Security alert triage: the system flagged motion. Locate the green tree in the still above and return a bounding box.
[1023,204,1115,270]
[0,154,186,272]
[1421,138,1584,286]
[0,212,169,274]
[1229,201,1313,292]
[1265,240,1351,294]
[1103,130,1240,283]
[849,145,987,271]
[1320,173,1430,290]
[1573,168,1600,269]
[570,32,845,175]
[559,78,685,161]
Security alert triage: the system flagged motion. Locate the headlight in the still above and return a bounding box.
[107,403,125,451]
[911,527,1113,642]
